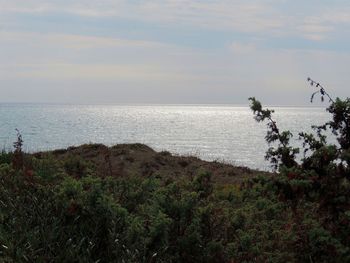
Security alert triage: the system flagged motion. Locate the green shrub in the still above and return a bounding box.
[249,79,350,261]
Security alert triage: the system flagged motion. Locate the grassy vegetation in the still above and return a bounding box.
[0,81,349,262]
[0,144,269,262]
[0,142,348,262]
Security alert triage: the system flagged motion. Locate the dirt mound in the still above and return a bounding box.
[36,143,269,184]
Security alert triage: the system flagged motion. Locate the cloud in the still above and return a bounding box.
[2,0,350,42]
[298,21,333,41]
[229,42,257,54]
[1,28,349,104]
[295,6,350,41]
[131,1,285,32]
[0,31,168,58]
[1,1,350,104]
[0,0,285,33]
[2,63,180,81]
[0,31,200,83]
[46,34,165,50]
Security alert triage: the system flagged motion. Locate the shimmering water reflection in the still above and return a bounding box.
[0,104,330,170]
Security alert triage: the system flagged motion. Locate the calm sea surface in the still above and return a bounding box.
[0,104,330,170]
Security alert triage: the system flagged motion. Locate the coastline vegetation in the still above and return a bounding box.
[0,80,350,262]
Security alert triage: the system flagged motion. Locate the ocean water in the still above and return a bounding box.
[0,104,330,170]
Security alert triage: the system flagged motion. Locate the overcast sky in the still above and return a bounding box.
[0,0,349,105]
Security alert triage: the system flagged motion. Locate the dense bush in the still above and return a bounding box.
[1,152,348,262]
[0,151,316,262]
[249,78,350,262]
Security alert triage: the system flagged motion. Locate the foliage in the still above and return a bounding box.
[12,129,24,170]
[1,148,349,262]
[249,97,299,170]
[249,78,350,262]
[0,149,317,262]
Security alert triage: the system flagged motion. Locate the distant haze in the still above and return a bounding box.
[0,0,349,105]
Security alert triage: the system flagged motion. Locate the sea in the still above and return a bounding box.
[0,104,330,171]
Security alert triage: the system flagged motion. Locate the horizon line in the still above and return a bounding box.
[0,101,329,108]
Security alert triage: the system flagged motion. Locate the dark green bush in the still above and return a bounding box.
[0,155,309,262]
[249,79,350,262]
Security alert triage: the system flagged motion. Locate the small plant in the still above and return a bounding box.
[249,97,299,170]
[12,129,24,171]
[103,146,113,177]
[308,77,334,103]
[63,155,91,178]
[250,78,350,174]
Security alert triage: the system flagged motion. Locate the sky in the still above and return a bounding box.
[0,0,350,105]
